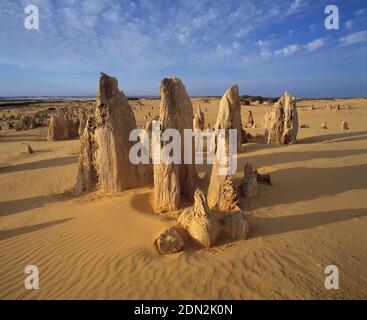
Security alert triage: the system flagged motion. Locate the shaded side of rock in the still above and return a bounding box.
[256,171,271,185]
[26,145,34,154]
[220,212,250,240]
[241,163,258,198]
[245,110,254,128]
[341,121,349,130]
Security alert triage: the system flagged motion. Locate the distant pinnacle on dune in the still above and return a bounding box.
[47,109,79,142]
[245,110,255,128]
[263,92,298,144]
[193,105,205,131]
[154,77,197,213]
[26,145,34,154]
[74,72,152,195]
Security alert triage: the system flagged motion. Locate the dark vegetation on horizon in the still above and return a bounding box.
[0,94,360,109]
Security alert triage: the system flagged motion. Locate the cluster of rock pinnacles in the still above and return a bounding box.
[72,73,298,254]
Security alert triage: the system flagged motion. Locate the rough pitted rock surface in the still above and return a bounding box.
[245,110,255,128]
[263,92,298,144]
[220,212,250,240]
[155,226,185,254]
[214,85,243,149]
[75,73,152,195]
[241,163,258,198]
[178,189,221,248]
[154,77,197,213]
[193,105,205,131]
[47,111,69,142]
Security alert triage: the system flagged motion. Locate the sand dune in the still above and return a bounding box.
[0,98,366,299]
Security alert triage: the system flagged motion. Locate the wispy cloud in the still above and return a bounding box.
[304,38,325,52]
[275,44,301,57]
[0,0,366,97]
[287,0,308,15]
[355,9,366,17]
[340,31,367,46]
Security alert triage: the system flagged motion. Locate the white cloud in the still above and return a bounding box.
[345,20,354,29]
[214,44,233,58]
[274,44,301,57]
[232,41,240,49]
[287,0,308,15]
[235,26,253,38]
[304,38,325,52]
[340,31,367,46]
[355,9,366,17]
[256,40,270,48]
[256,40,272,58]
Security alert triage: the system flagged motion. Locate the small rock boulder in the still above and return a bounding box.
[300,124,310,128]
[26,145,34,154]
[155,226,185,254]
[341,121,349,130]
[220,212,250,240]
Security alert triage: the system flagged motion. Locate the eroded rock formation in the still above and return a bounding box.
[75,72,152,195]
[78,111,87,136]
[193,105,205,131]
[155,226,185,254]
[154,77,197,213]
[245,110,254,128]
[241,163,258,198]
[47,111,69,142]
[178,189,221,248]
[342,121,349,130]
[220,212,249,241]
[214,85,243,149]
[207,85,241,211]
[207,161,239,211]
[263,92,298,144]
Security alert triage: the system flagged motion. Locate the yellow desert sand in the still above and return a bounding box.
[0,97,366,299]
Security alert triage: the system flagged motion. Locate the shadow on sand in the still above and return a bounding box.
[298,130,367,144]
[0,156,78,174]
[247,164,367,209]
[0,218,73,241]
[249,208,367,238]
[236,148,367,172]
[0,194,69,217]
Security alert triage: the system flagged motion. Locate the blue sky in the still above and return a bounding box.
[0,0,366,97]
